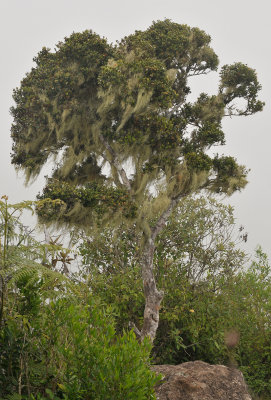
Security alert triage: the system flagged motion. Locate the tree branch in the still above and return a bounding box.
[99,134,132,192]
[151,192,186,242]
[151,177,211,243]
[128,321,142,340]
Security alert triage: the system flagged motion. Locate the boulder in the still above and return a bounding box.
[152,361,252,400]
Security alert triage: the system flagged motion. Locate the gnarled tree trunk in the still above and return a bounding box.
[140,237,164,342]
[137,193,185,342]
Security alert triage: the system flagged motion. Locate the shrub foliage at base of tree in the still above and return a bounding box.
[0,295,159,400]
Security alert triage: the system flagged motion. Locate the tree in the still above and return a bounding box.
[10,19,264,341]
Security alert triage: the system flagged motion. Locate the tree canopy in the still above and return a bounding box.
[11,19,264,229]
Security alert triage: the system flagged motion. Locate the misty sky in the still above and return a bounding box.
[0,0,270,257]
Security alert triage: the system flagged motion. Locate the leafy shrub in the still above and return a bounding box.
[1,296,159,400]
[45,297,159,400]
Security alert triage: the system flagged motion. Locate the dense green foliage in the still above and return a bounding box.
[11,20,263,231]
[47,299,159,400]
[36,179,137,226]
[1,296,159,400]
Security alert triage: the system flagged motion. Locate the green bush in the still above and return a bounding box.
[45,297,159,400]
[1,296,159,400]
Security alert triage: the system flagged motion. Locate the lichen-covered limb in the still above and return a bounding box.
[128,195,184,342]
[128,234,164,343]
[128,321,142,340]
[138,193,192,342]
[99,134,132,192]
[140,236,163,342]
[151,192,186,242]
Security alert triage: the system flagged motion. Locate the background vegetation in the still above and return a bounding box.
[1,196,271,399]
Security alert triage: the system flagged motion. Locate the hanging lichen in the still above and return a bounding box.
[10,19,264,229]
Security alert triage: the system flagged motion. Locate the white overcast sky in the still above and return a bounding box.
[0,0,270,257]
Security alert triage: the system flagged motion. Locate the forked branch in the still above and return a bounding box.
[99,134,132,192]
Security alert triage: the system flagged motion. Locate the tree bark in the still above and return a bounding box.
[140,236,164,342]
[139,192,186,342]
[0,275,4,329]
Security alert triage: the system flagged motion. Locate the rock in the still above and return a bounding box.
[152,361,252,400]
